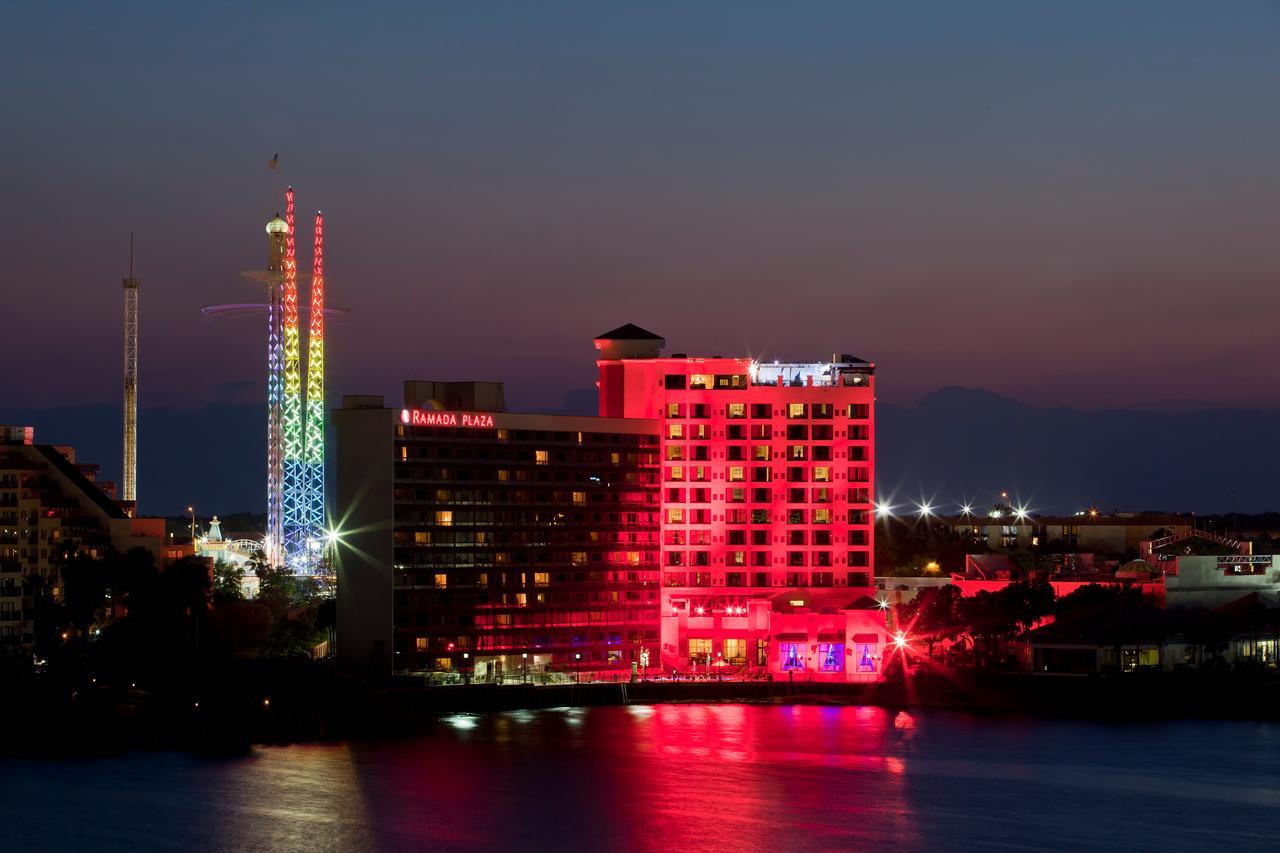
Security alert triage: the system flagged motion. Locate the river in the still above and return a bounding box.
[8,704,1279,852]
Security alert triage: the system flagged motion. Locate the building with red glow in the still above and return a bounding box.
[594,325,889,681]
[334,382,660,676]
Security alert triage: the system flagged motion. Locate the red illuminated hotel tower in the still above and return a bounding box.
[595,324,886,680]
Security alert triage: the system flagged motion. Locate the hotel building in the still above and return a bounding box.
[595,325,888,680]
[334,381,660,676]
[334,327,891,681]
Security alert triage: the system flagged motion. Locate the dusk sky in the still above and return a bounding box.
[5,2,1280,414]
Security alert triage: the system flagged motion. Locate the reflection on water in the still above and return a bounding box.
[8,706,1280,852]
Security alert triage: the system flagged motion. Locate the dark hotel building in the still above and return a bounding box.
[334,381,660,675]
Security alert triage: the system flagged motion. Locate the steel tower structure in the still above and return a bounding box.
[121,241,139,510]
[265,212,289,568]
[281,188,307,566]
[302,211,326,548]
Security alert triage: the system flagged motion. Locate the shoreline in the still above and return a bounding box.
[6,669,1280,759]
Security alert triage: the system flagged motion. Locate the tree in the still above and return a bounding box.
[213,561,246,605]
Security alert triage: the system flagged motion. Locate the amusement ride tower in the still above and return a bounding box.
[206,185,332,573]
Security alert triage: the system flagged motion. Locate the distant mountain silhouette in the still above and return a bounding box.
[3,387,1276,515]
[878,386,1279,514]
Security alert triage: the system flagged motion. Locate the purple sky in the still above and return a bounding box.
[4,2,1280,416]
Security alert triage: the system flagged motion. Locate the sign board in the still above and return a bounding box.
[401,409,496,428]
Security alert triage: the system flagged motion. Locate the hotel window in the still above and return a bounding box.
[572,491,587,505]
[664,572,687,586]
[727,446,745,461]
[690,374,711,389]
[855,642,877,673]
[787,467,806,482]
[818,643,843,671]
[813,508,832,524]
[813,488,832,503]
[848,466,869,482]
[715,374,746,389]
[786,425,807,440]
[727,403,746,419]
[812,571,833,586]
[497,469,511,481]
[666,445,685,461]
[727,530,746,545]
[812,425,833,440]
[812,445,831,461]
[689,638,713,662]
[789,445,806,460]
[414,531,430,544]
[399,446,408,461]
[751,509,771,524]
[667,423,684,439]
[571,551,588,565]
[724,638,747,665]
[781,642,805,670]
[814,466,831,482]
[813,552,832,567]
[693,466,708,482]
[787,551,806,566]
[812,403,833,419]
[666,402,684,418]
[788,403,806,419]
[814,530,832,546]
[691,404,709,418]
[668,466,684,481]
[847,404,869,419]
[788,529,807,546]
[753,445,771,461]
[848,551,869,568]
[497,429,510,440]
[752,488,771,503]
[728,487,746,503]
[665,375,687,390]
[433,573,448,589]
[435,510,453,526]
[751,466,772,482]
[751,530,770,545]
[726,425,746,440]
[788,488,806,503]
[667,508,685,524]
[751,404,772,419]
[415,637,428,651]
[848,446,867,461]
[535,450,549,465]
[728,466,745,482]
[750,424,772,440]
[692,423,709,439]
[534,572,550,587]
[730,550,746,565]
[477,573,489,588]
[848,530,868,546]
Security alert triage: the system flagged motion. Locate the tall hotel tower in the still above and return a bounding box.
[594,324,882,677]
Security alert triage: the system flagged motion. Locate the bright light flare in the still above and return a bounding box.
[874,501,895,519]
[916,502,933,518]
[892,631,909,650]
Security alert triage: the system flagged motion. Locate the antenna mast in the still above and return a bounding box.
[122,234,139,511]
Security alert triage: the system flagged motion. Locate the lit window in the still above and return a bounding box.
[435,511,453,526]
[535,450,549,465]
[399,446,408,461]
[781,642,805,670]
[667,508,685,524]
[497,429,509,440]
[534,572,550,587]
[818,643,844,672]
[498,469,510,481]
[728,466,745,482]
[414,531,430,544]
[727,403,745,418]
[572,491,587,505]
[690,374,711,389]
[813,508,832,524]
[753,446,771,461]
[477,573,488,587]
[814,466,831,482]
[434,573,448,589]
[572,551,587,565]
[668,424,684,439]
[669,466,684,481]
[415,637,428,651]
[788,403,806,418]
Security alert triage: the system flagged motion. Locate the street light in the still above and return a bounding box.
[187,506,196,542]
[575,652,582,683]
[916,502,933,519]
[522,651,529,684]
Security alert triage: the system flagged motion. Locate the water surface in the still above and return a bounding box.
[9,705,1279,852]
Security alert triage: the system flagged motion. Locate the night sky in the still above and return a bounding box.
[4,3,1280,513]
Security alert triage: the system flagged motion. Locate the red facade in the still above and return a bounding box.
[595,328,889,681]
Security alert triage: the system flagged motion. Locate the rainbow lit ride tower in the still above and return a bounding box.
[264,212,288,567]
[280,188,307,565]
[207,186,331,573]
[303,212,326,555]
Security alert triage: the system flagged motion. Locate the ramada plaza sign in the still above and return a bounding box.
[401,409,496,428]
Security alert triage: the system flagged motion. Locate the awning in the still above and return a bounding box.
[773,633,807,642]
[852,633,879,644]
[817,633,843,642]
